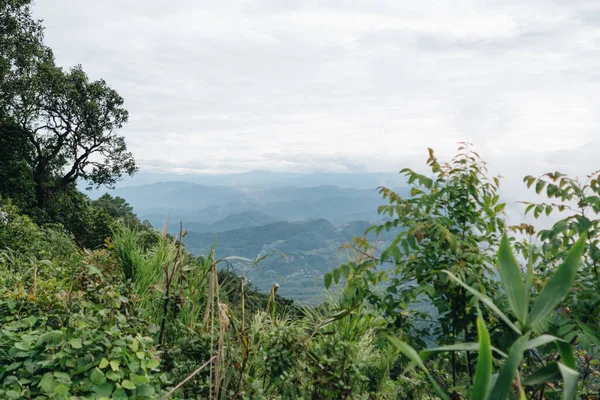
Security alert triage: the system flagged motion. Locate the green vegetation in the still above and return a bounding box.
[185,219,397,302]
[1,2,599,399]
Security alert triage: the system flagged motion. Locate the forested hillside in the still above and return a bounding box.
[2,2,600,399]
[185,219,398,301]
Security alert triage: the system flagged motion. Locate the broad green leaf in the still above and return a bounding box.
[332,268,341,284]
[99,358,109,369]
[145,359,159,370]
[121,379,136,390]
[113,388,128,399]
[472,313,493,400]
[69,338,83,349]
[90,368,106,385]
[110,360,120,371]
[522,362,560,386]
[39,373,56,394]
[489,333,530,400]
[94,382,114,396]
[131,374,149,385]
[497,235,527,325]
[557,362,579,400]
[556,341,576,370]
[388,336,450,400]
[53,372,71,384]
[136,384,155,397]
[529,234,587,329]
[324,272,332,289]
[53,384,68,396]
[443,271,522,335]
[128,339,139,352]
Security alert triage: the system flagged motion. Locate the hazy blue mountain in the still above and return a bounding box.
[106,182,407,227]
[87,170,407,193]
[181,211,279,233]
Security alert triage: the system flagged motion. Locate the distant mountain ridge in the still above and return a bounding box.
[88,170,407,191]
[183,211,279,233]
[106,182,407,228]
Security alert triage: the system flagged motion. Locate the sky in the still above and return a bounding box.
[33,0,600,187]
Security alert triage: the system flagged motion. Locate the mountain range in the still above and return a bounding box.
[92,172,409,302]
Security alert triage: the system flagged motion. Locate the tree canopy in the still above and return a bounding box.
[0,0,136,209]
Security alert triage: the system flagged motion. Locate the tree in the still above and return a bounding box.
[331,144,506,387]
[0,0,48,114]
[15,63,137,207]
[0,120,35,208]
[92,193,139,228]
[1,1,137,208]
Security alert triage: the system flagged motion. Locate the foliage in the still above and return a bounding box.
[1,0,136,215]
[0,249,163,399]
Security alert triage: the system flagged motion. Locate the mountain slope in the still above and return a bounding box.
[184,219,399,302]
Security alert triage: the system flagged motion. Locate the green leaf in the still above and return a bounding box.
[99,358,109,369]
[472,312,493,400]
[53,384,68,396]
[39,373,56,394]
[69,338,82,349]
[556,341,576,370]
[14,341,31,351]
[121,379,136,390]
[145,359,159,370]
[136,384,155,397]
[497,235,527,325]
[110,360,120,371]
[113,388,128,399]
[420,342,507,360]
[535,180,546,194]
[488,333,530,400]
[53,372,72,384]
[94,382,115,396]
[340,264,350,279]
[525,335,560,350]
[324,272,332,289]
[90,368,106,385]
[131,374,149,385]
[522,362,561,386]
[128,339,139,352]
[332,268,341,284]
[557,362,579,400]
[388,336,450,400]
[529,234,587,329]
[443,271,522,335]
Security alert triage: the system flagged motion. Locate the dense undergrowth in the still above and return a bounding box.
[2,146,600,399]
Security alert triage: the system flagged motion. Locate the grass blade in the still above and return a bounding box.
[522,362,560,386]
[472,312,493,400]
[488,333,530,400]
[557,362,579,400]
[420,343,507,360]
[529,234,587,329]
[387,336,450,400]
[524,335,560,350]
[497,235,527,325]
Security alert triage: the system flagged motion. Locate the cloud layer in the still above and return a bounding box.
[33,0,600,183]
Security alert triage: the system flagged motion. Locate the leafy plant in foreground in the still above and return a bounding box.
[389,233,587,399]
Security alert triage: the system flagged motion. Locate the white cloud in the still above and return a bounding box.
[32,0,600,193]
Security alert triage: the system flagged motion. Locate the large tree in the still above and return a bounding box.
[0,0,137,208]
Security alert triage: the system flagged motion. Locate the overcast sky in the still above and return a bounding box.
[33,0,600,186]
